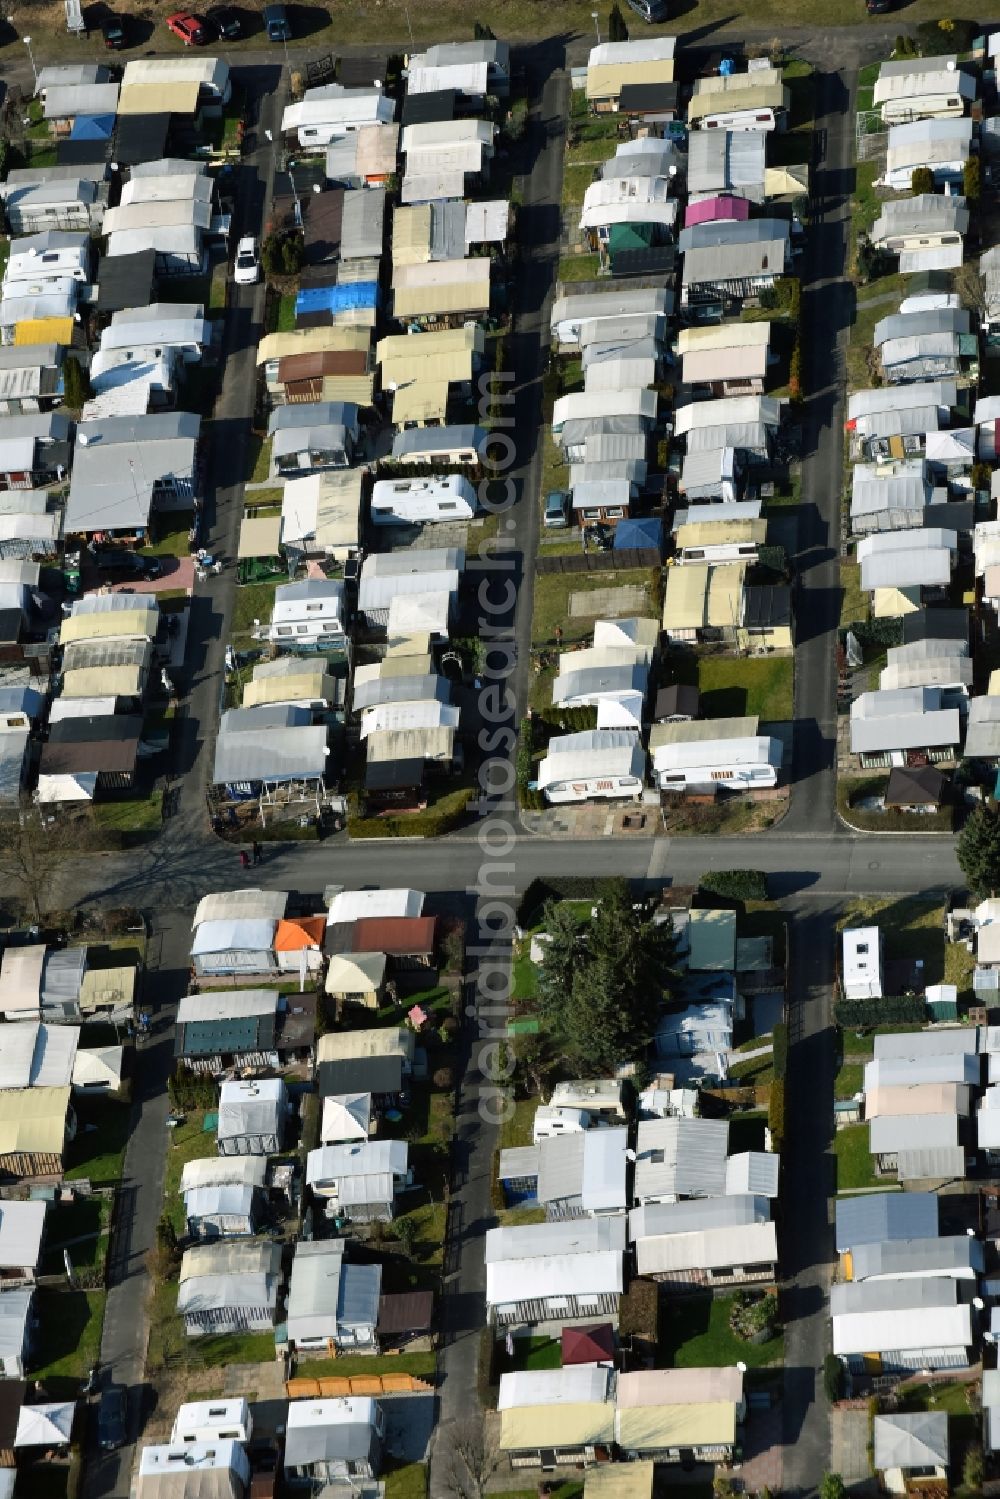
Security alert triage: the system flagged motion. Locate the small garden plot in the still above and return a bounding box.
[660,1292,783,1369]
[834,1121,887,1192]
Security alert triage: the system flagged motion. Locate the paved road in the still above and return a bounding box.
[80,66,286,1497]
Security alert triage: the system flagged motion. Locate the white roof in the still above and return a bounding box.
[499,1367,612,1411]
[833,1303,971,1356]
[487,1249,623,1306]
[0,1021,78,1089]
[190,918,276,956]
[0,1199,45,1268]
[326,888,424,925]
[180,1156,267,1193]
[588,38,676,65]
[192,889,288,928]
[0,945,44,1016]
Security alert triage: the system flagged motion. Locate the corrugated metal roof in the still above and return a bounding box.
[835,1190,937,1251]
[633,1116,728,1200]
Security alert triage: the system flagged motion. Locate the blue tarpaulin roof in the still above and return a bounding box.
[614,515,664,554]
[295,282,379,317]
[71,113,115,141]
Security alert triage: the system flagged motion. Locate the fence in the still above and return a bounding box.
[535,547,661,574]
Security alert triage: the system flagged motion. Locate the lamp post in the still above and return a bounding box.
[22,35,37,90]
[592,10,601,42]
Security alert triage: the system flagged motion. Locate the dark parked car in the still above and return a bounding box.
[97,1385,127,1452]
[101,12,127,46]
[207,4,242,37]
[93,548,162,581]
[866,0,891,14]
[263,2,291,40]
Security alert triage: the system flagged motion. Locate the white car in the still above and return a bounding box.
[234,236,260,286]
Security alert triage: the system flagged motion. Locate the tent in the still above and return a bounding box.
[614,515,664,556]
[15,1402,75,1447]
[295,283,379,318]
[70,113,114,141]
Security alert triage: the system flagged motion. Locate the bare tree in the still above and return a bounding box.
[0,814,69,925]
[438,1418,501,1499]
[955,261,988,320]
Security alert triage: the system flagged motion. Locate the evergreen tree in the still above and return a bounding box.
[957,804,1000,899]
[535,898,585,1022]
[62,354,91,410]
[910,167,934,195]
[820,1476,845,1499]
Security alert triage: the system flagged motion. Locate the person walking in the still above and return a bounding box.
[239,848,250,869]
[252,841,263,866]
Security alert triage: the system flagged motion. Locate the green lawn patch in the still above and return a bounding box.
[496,1336,561,1374]
[562,162,597,215]
[385,1465,429,1499]
[231,579,279,642]
[296,1352,435,1381]
[660,1293,783,1369]
[31,1289,106,1385]
[499,1097,536,1150]
[834,1061,864,1099]
[140,517,194,559]
[92,794,163,839]
[839,560,867,628]
[850,161,882,266]
[556,254,600,284]
[897,1379,976,1416]
[837,774,954,834]
[856,62,879,115]
[847,288,893,389]
[834,1122,885,1192]
[65,1097,131,1184]
[512,948,538,1003]
[531,567,657,648]
[385,1200,447,1290]
[277,292,297,332]
[42,1195,111,1276]
[696,655,794,721]
[348,781,474,840]
[729,1052,774,1085]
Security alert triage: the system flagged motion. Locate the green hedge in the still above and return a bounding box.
[835,995,928,1028]
[771,1021,788,1081]
[516,717,544,812]
[768,1079,785,1146]
[700,870,769,902]
[516,876,605,927]
[348,788,473,839]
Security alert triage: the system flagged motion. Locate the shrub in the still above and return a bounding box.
[835,995,927,1028]
[771,1021,788,1081]
[964,1444,985,1493]
[788,339,803,402]
[700,870,769,902]
[910,166,934,195]
[820,1475,845,1499]
[768,1079,785,1145]
[729,1291,777,1342]
[280,234,304,274]
[433,1066,454,1090]
[62,354,91,410]
[823,1353,844,1403]
[618,1277,659,1345]
[972,462,992,493]
[608,2,628,40]
[964,156,981,202]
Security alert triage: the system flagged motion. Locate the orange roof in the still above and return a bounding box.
[274,916,326,952]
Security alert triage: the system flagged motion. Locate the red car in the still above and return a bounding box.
[166,10,208,43]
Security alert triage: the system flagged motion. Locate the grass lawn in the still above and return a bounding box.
[42,1195,111,1276]
[838,1024,924,1061]
[495,1336,561,1375]
[856,61,879,115]
[147,1274,276,1370]
[834,1122,886,1192]
[562,162,597,216]
[230,579,279,643]
[697,655,794,721]
[850,161,882,276]
[276,292,297,332]
[660,1294,783,1369]
[245,434,273,484]
[729,1052,775,1085]
[511,947,538,1003]
[531,567,657,647]
[92,793,163,838]
[296,1351,435,1380]
[834,1061,864,1099]
[839,560,868,628]
[897,1379,976,1416]
[499,1097,536,1150]
[31,1289,106,1385]
[162,1110,215,1235]
[556,254,600,284]
[847,288,892,389]
[840,896,950,985]
[140,518,194,559]
[385,1466,428,1499]
[65,1097,131,1184]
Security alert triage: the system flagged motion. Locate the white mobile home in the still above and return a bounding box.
[537,729,645,804]
[370,474,477,525]
[652,735,781,791]
[842,927,883,1000]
